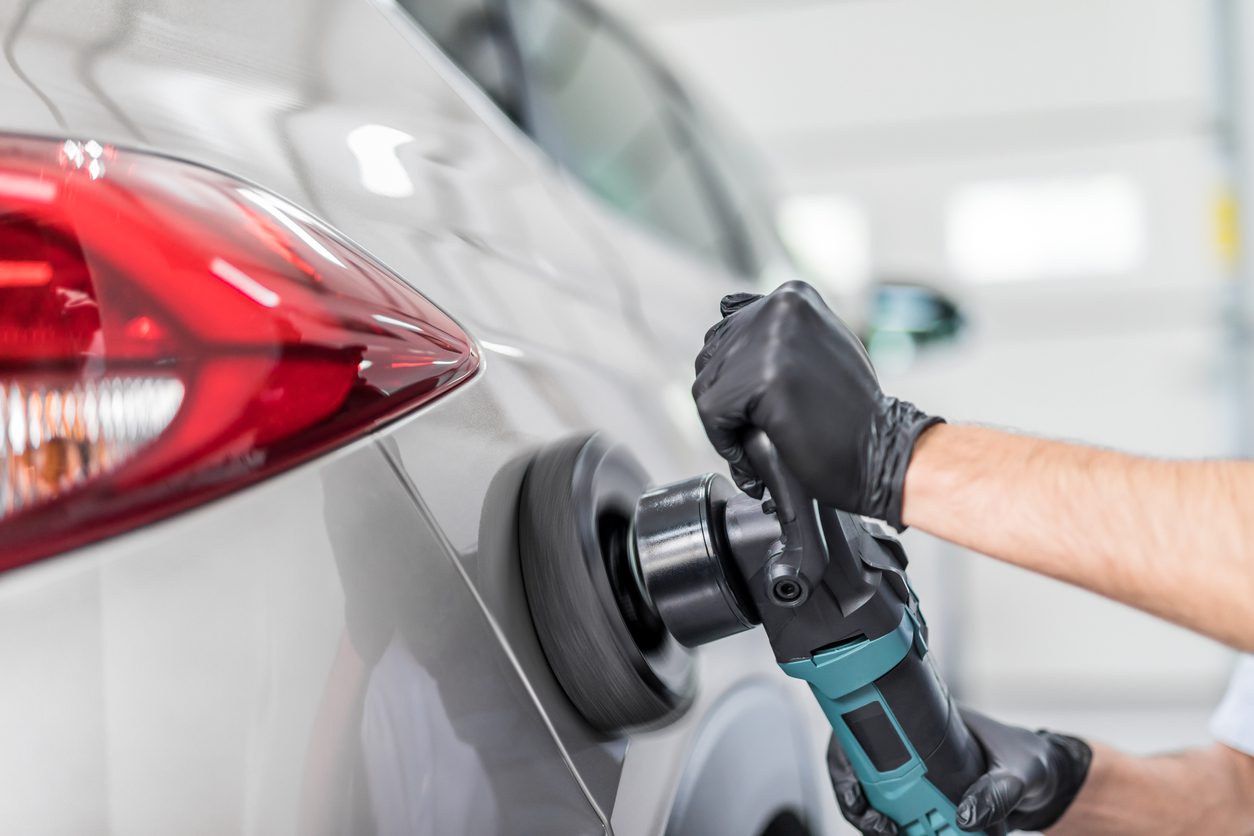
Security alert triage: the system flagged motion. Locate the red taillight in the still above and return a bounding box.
[0,136,479,569]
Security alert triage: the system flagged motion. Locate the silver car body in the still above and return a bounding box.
[0,0,829,833]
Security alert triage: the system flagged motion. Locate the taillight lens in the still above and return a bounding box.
[0,136,479,569]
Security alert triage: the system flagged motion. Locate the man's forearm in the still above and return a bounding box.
[902,424,1254,651]
[1048,742,1254,835]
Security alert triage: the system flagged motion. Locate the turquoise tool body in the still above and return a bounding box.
[781,611,985,836]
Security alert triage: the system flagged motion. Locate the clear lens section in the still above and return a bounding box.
[0,377,184,517]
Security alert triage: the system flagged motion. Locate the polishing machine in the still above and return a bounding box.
[519,432,992,836]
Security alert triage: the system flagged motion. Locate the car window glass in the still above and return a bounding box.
[684,106,784,275]
[505,0,741,273]
[398,0,525,123]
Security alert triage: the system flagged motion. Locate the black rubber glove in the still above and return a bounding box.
[691,281,942,529]
[827,739,900,836]
[827,709,1093,834]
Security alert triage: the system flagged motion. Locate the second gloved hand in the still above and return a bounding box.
[827,708,1093,834]
[692,281,942,529]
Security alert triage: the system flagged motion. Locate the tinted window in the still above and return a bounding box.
[505,0,740,271]
[685,107,784,276]
[402,0,752,275]
[399,0,525,123]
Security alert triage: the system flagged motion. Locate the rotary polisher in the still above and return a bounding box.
[519,432,992,836]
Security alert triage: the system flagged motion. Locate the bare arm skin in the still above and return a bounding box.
[903,424,1254,652]
[1048,742,1254,835]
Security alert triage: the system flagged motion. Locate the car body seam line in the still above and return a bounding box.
[376,439,615,836]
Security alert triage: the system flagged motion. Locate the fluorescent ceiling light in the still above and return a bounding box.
[947,174,1145,284]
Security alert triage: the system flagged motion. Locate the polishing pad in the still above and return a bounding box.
[518,434,694,736]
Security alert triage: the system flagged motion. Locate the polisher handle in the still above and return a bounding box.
[725,434,992,832]
[741,430,829,606]
[741,430,802,524]
[777,516,995,836]
[785,625,995,836]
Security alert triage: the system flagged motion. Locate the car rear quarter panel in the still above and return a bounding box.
[0,0,829,832]
[0,437,606,834]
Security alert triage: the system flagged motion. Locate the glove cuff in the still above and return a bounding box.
[1016,732,1093,832]
[866,398,944,531]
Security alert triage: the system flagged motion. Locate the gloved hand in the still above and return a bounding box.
[691,281,942,529]
[827,709,1093,834]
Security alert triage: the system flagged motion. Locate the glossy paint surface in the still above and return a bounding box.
[0,441,603,834]
[0,0,827,832]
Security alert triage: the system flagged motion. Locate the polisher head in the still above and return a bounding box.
[518,434,695,736]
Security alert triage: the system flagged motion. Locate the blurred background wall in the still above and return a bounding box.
[605,0,1250,756]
